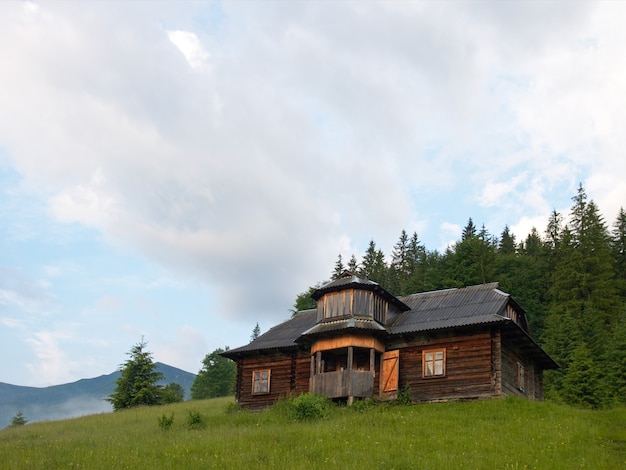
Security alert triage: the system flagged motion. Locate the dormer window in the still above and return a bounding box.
[316,288,388,323]
[311,271,410,326]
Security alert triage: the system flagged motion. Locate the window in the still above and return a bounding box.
[422,349,446,377]
[252,370,271,394]
[516,362,525,392]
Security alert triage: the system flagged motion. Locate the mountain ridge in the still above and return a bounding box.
[0,362,196,428]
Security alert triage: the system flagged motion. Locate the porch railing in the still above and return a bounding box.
[309,370,374,399]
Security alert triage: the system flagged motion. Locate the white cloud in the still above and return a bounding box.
[0,2,625,388]
[167,30,210,69]
[156,326,207,374]
[26,330,75,386]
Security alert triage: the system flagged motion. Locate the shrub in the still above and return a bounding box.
[224,402,241,414]
[394,385,412,406]
[186,410,206,430]
[350,397,379,413]
[157,413,174,430]
[291,393,333,421]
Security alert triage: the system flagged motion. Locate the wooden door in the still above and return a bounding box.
[381,350,399,397]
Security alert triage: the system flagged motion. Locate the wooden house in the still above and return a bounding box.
[222,272,557,409]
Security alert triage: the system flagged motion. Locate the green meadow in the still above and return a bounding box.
[1,397,624,469]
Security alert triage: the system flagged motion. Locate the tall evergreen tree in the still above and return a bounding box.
[498,226,516,255]
[607,313,626,405]
[332,254,345,280]
[405,232,427,294]
[251,322,261,341]
[347,254,359,273]
[389,230,410,294]
[543,185,619,402]
[359,240,387,285]
[107,340,164,411]
[452,221,497,286]
[560,342,605,408]
[462,218,477,241]
[611,207,626,298]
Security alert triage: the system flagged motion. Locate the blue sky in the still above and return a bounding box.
[1,1,625,386]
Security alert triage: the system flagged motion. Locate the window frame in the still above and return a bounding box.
[422,348,446,378]
[252,369,271,395]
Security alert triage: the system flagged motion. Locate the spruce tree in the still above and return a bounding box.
[251,322,261,341]
[332,254,345,280]
[359,240,387,285]
[347,254,359,273]
[405,232,427,294]
[611,207,626,298]
[561,342,605,408]
[10,410,27,427]
[107,340,164,411]
[543,185,619,403]
[498,225,516,255]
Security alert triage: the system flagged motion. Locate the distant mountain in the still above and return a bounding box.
[0,363,196,428]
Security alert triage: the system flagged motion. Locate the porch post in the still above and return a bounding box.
[347,346,354,406]
[370,348,375,375]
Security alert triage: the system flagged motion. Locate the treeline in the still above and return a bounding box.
[294,184,626,408]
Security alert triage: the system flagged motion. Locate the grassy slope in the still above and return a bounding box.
[0,397,624,469]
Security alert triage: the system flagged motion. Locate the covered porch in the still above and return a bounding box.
[308,335,385,403]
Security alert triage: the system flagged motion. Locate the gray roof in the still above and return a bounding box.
[390,283,509,334]
[222,309,318,357]
[301,317,388,337]
[223,283,554,368]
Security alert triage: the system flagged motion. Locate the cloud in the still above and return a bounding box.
[0,266,52,315]
[26,330,75,386]
[156,326,207,374]
[167,30,210,69]
[1,0,626,332]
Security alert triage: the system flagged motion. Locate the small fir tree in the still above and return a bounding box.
[251,322,261,341]
[10,410,27,427]
[106,340,164,411]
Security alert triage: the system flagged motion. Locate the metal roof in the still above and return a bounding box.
[222,283,555,368]
[222,309,317,358]
[389,282,509,334]
[300,317,388,337]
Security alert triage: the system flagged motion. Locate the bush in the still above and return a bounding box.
[394,385,412,406]
[224,401,244,414]
[350,397,379,413]
[186,410,206,430]
[291,393,333,421]
[157,413,174,430]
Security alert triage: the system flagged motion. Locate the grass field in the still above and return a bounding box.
[1,396,624,469]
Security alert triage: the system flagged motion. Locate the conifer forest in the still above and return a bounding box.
[295,185,626,408]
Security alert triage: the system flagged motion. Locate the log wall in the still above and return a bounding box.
[236,349,310,409]
[393,330,500,403]
[501,340,544,400]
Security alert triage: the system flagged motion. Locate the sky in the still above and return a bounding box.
[1,1,625,387]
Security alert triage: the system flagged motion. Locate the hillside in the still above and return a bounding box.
[0,397,624,469]
[0,363,195,427]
